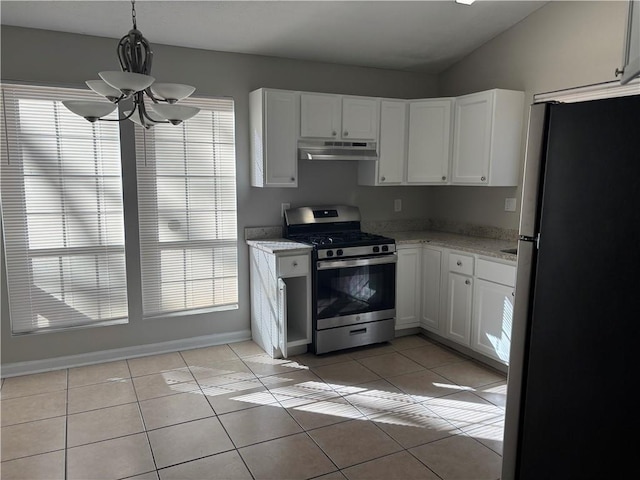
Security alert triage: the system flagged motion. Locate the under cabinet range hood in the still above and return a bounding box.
[298,141,378,161]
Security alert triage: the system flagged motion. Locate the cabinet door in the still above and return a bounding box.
[277,278,288,358]
[451,91,493,184]
[377,100,406,184]
[300,93,341,138]
[472,279,514,364]
[421,247,442,332]
[342,96,378,140]
[445,272,473,345]
[264,90,298,186]
[396,247,422,330]
[407,99,452,184]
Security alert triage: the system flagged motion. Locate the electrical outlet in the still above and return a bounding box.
[505,198,517,212]
[281,203,290,218]
[394,199,402,212]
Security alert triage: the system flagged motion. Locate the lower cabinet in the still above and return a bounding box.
[471,259,516,364]
[444,271,473,346]
[443,251,474,346]
[396,243,516,366]
[395,246,422,330]
[249,246,312,358]
[420,246,442,332]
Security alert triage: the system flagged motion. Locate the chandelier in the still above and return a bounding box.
[63,0,199,128]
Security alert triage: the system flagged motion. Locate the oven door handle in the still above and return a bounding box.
[317,254,397,270]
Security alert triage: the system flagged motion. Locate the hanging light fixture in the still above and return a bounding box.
[63,0,199,128]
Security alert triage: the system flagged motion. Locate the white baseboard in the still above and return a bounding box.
[0,329,252,378]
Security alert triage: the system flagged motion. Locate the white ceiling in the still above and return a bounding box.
[0,0,548,74]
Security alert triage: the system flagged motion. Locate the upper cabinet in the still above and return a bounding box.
[250,88,298,188]
[358,99,406,186]
[250,87,524,188]
[618,0,639,84]
[358,98,453,187]
[451,89,525,186]
[407,99,453,185]
[300,93,379,141]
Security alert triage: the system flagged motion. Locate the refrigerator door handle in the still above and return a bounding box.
[519,103,549,238]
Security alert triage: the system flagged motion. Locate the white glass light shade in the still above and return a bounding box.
[125,110,164,128]
[99,71,155,94]
[62,101,117,121]
[151,104,200,124]
[86,80,122,102]
[150,83,196,103]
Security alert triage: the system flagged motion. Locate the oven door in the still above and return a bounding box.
[315,254,396,330]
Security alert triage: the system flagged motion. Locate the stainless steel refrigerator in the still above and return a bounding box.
[502,93,640,479]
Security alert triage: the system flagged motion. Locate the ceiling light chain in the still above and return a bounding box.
[62,0,199,128]
[131,0,137,30]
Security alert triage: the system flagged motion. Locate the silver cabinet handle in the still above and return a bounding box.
[481,176,486,181]
[381,176,386,182]
[457,260,462,266]
[512,291,515,297]
[343,131,349,136]
[292,261,298,267]
[465,279,471,285]
[332,131,337,136]
[442,176,446,181]
[290,177,295,181]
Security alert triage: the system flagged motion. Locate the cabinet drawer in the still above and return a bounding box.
[448,252,474,276]
[476,259,516,287]
[278,254,309,277]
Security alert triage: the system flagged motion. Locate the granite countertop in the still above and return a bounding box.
[389,230,518,262]
[246,238,313,255]
[245,227,518,261]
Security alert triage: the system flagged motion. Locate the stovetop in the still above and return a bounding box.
[286,230,394,249]
[283,205,396,258]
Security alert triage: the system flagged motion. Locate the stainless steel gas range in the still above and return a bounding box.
[284,205,396,354]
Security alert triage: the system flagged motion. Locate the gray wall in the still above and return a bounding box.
[430,0,628,230]
[0,26,437,365]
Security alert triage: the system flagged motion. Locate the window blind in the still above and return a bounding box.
[1,84,128,333]
[135,96,238,317]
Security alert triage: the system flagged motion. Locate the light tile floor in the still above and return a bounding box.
[0,334,507,480]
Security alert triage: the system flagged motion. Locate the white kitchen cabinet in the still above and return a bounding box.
[444,268,474,346]
[249,88,298,188]
[249,245,312,358]
[420,246,442,333]
[395,245,422,330]
[358,99,406,186]
[300,93,378,140]
[619,0,640,84]
[395,243,516,365]
[451,89,524,186]
[407,99,453,184]
[471,258,516,364]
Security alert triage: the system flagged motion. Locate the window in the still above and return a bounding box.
[1,84,128,333]
[135,96,238,317]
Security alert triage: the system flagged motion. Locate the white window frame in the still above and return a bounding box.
[135,95,238,318]
[1,83,128,334]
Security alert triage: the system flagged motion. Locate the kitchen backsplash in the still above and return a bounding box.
[427,218,518,241]
[245,219,517,241]
[244,226,283,240]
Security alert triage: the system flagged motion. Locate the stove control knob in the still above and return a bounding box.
[336,249,343,256]
[373,246,380,253]
[381,245,389,252]
[326,250,334,257]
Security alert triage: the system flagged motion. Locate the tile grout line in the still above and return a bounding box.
[176,348,257,480]
[125,357,160,479]
[64,368,69,480]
